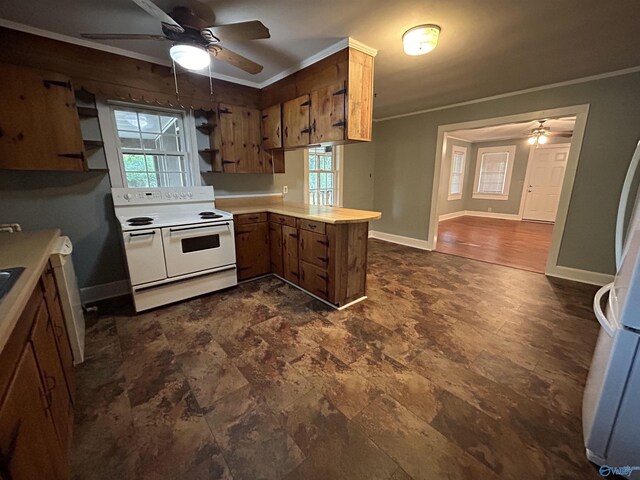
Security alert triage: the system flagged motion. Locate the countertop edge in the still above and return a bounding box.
[0,229,61,354]
[220,205,382,224]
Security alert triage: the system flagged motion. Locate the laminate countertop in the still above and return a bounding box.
[0,229,60,353]
[217,201,382,224]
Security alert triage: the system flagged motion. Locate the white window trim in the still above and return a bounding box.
[472,145,516,200]
[96,99,201,188]
[447,145,467,201]
[304,145,344,207]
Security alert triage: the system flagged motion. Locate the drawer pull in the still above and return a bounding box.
[300,127,312,134]
[308,224,317,229]
[129,231,156,237]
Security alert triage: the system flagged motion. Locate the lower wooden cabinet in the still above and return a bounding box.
[0,261,75,480]
[234,212,370,307]
[234,216,270,281]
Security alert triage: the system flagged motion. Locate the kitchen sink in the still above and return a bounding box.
[0,267,25,301]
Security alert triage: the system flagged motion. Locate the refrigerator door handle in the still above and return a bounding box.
[593,282,615,337]
[615,140,640,269]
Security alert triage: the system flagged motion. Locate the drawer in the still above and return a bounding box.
[299,230,329,268]
[300,261,329,300]
[298,218,326,234]
[235,212,268,225]
[268,213,297,228]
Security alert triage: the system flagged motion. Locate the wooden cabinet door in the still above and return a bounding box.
[46,295,76,403]
[300,261,329,300]
[218,104,262,173]
[282,225,300,284]
[269,222,284,277]
[41,71,86,170]
[235,222,270,280]
[282,95,311,148]
[0,345,66,480]
[30,302,73,458]
[310,81,346,144]
[261,104,282,149]
[299,230,330,269]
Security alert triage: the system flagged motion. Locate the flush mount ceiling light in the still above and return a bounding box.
[169,44,210,71]
[403,24,441,55]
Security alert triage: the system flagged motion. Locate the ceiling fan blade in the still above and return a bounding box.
[205,21,270,41]
[550,132,573,137]
[209,46,264,74]
[182,0,215,25]
[130,0,184,33]
[81,33,167,40]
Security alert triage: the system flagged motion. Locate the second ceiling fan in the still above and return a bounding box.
[81,0,269,74]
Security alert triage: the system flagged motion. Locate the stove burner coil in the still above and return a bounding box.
[127,216,154,226]
[199,211,223,219]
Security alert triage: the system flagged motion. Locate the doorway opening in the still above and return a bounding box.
[430,110,584,274]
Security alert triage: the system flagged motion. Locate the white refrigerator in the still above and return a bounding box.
[583,140,640,473]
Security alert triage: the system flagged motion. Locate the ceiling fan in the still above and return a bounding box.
[81,0,269,74]
[526,120,573,145]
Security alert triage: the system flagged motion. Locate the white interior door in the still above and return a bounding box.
[522,145,570,222]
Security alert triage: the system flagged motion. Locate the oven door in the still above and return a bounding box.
[162,221,236,278]
[122,228,167,286]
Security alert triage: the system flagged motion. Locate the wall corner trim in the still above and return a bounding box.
[80,280,129,304]
[369,230,432,251]
[347,38,378,57]
[545,265,614,287]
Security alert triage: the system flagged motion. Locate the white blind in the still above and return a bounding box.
[449,151,465,195]
[477,152,509,194]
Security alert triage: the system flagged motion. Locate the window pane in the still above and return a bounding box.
[160,116,179,134]
[148,173,159,187]
[119,131,143,150]
[137,113,161,133]
[327,173,334,188]
[141,132,161,150]
[478,152,508,194]
[164,155,184,172]
[123,154,146,172]
[145,155,161,172]
[309,172,318,190]
[161,135,180,152]
[309,155,317,171]
[165,173,185,187]
[126,172,149,188]
[114,110,139,131]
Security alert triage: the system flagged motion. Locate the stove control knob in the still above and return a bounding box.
[165,193,171,199]
[180,192,186,198]
[173,192,179,199]
[188,192,193,198]
[123,193,132,201]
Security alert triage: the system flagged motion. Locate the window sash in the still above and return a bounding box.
[448,150,466,196]
[477,152,509,194]
[307,147,338,206]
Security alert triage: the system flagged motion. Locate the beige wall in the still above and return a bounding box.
[373,71,640,275]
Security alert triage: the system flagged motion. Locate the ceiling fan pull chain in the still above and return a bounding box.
[172,58,181,104]
[208,61,215,107]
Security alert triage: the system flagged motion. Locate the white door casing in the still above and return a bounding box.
[522,145,570,222]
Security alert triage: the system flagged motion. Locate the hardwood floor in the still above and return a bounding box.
[436,215,554,273]
[71,239,602,479]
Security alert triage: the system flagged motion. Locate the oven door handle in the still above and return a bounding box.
[129,231,156,237]
[169,222,230,233]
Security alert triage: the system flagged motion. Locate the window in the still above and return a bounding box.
[111,106,193,188]
[472,145,516,200]
[305,146,342,206]
[448,146,467,200]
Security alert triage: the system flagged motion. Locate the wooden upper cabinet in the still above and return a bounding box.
[0,63,86,172]
[310,81,347,144]
[346,49,374,142]
[218,103,263,173]
[0,345,67,480]
[283,95,311,148]
[261,104,282,150]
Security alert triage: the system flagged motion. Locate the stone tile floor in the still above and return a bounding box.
[72,239,603,479]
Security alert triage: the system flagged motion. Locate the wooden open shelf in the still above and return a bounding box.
[83,139,104,150]
[77,106,99,118]
[196,123,216,133]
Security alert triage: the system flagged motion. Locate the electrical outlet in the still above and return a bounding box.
[283,186,288,194]
[488,207,493,212]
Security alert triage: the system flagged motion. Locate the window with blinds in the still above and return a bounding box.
[472,145,516,200]
[448,146,467,200]
[111,106,193,188]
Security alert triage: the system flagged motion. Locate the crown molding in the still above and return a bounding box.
[374,64,640,122]
[0,20,378,91]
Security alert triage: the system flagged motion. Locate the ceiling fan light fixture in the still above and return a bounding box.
[169,44,210,70]
[538,134,548,145]
[403,24,440,55]
[527,136,537,145]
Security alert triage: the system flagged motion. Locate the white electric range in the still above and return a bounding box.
[112,186,237,312]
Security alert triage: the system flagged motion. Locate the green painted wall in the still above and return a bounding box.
[464,139,531,215]
[373,71,640,275]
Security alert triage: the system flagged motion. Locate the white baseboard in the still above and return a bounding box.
[80,279,129,304]
[369,230,432,251]
[438,210,522,222]
[546,265,614,286]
